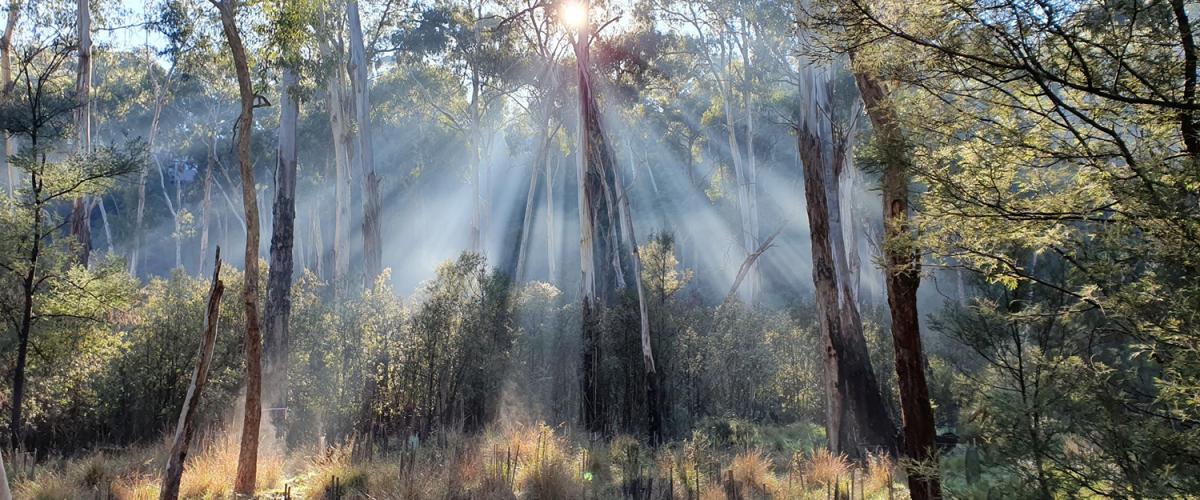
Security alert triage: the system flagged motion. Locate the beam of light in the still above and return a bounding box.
[560,1,588,31]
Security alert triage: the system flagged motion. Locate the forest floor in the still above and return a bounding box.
[7,421,915,499]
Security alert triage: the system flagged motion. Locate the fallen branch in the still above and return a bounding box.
[724,222,787,304]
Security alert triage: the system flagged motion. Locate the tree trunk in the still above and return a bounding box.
[264,64,299,438]
[797,84,898,459]
[198,135,214,276]
[212,1,262,494]
[69,0,92,266]
[132,66,168,277]
[0,444,10,500]
[1,1,18,201]
[160,249,225,500]
[854,69,942,499]
[319,12,352,296]
[515,123,553,281]
[347,0,382,283]
[546,154,557,281]
[738,21,760,304]
[10,174,41,448]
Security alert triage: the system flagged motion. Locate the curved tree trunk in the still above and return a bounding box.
[211,0,262,494]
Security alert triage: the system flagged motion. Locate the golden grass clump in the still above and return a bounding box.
[726,451,777,496]
[804,448,850,487]
[697,480,729,500]
[863,451,897,495]
[473,422,581,499]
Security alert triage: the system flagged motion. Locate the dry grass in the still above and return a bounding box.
[725,451,777,497]
[12,471,76,500]
[10,423,910,500]
[178,431,284,498]
[805,448,851,487]
[863,452,897,495]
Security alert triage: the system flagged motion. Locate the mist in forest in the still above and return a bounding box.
[4,0,1199,498]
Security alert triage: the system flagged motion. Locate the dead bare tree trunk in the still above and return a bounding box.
[854,69,942,499]
[211,0,263,493]
[347,0,382,284]
[160,249,225,500]
[264,63,299,439]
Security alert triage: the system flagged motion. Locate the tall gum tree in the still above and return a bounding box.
[796,63,898,460]
[209,0,264,493]
[68,0,92,265]
[264,0,305,438]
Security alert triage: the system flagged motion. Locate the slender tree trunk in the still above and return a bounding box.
[515,124,552,281]
[212,1,262,493]
[311,203,324,279]
[10,173,41,448]
[0,445,10,500]
[97,196,113,254]
[0,1,18,201]
[198,135,214,276]
[264,64,299,438]
[347,0,381,283]
[546,154,557,281]
[69,0,92,265]
[738,21,760,304]
[855,69,941,498]
[160,250,225,500]
[133,74,168,277]
[320,14,352,296]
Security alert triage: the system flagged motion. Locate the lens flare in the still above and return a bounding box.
[561,1,587,30]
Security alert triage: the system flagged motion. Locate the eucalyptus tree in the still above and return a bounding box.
[655,0,764,304]
[389,0,523,254]
[131,0,203,277]
[67,0,92,265]
[207,0,265,493]
[264,0,313,439]
[346,0,381,283]
[501,0,571,283]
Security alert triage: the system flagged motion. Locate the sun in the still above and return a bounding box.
[560,1,588,30]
